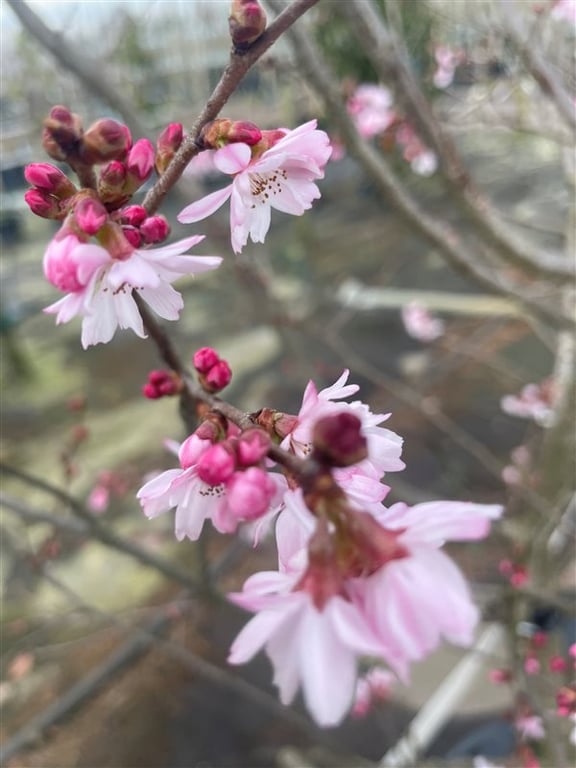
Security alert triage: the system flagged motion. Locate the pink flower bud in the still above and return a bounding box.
[122,226,142,248]
[81,119,132,164]
[98,161,128,206]
[24,163,76,198]
[196,443,237,485]
[126,138,155,182]
[179,434,211,469]
[489,668,512,684]
[226,467,275,520]
[204,360,232,393]
[312,412,368,467]
[229,0,267,48]
[156,122,183,174]
[43,233,87,292]
[193,347,221,373]
[236,429,271,467]
[200,119,262,150]
[42,106,83,160]
[24,188,62,219]
[524,656,540,675]
[120,204,147,226]
[140,215,170,244]
[549,655,567,673]
[142,383,161,399]
[194,419,222,442]
[273,412,298,439]
[531,631,548,649]
[74,197,108,235]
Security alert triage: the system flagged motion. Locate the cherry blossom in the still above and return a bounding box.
[401,301,445,342]
[501,381,555,427]
[347,84,395,139]
[43,230,222,348]
[516,713,545,741]
[177,120,332,253]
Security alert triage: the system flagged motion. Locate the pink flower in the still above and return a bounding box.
[516,714,545,741]
[43,230,221,348]
[281,369,405,478]
[551,0,576,26]
[347,84,396,139]
[401,302,445,342]
[501,381,554,427]
[228,571,384,726]
[177,120,332,253]
[352,667,395,717]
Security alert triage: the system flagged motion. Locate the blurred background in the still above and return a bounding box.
[1,1,574,766]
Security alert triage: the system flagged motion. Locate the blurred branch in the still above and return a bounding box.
[0,464,207,594]
[5,0,149,137]
[498,0,576,132]
[340,0,574,281]
[1,491,86,534]
[142,0,321,216]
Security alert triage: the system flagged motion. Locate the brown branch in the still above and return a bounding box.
[265,0,573,329]
[0,463,206,594]
[6,0,149,138]
[142,0,321,216]
[340,0,574,280]
[499,0,576,132]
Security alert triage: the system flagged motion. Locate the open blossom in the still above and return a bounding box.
[501,381,555,427]
[347,84,395,139]
[177,120,332,253]
[401,302,445,342]
[281,369,405,479]
[43,231,221,348]
[516,714,545,741]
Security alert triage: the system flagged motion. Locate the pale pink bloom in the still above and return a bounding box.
[44,231,221,348]
[87,483,110,513]
[348,500,502,678]
[347,84,396,139]
[352,666,395,717]
[551,0,576,26]
[183,149,217,179]
[178,120,332,253]
[410,149,438,177]
[524,656,541,675]
[281,369,405,478]
[401,302,445,342]
[516,714,545,741]
[501,382,554,427]
[228,571,385,727]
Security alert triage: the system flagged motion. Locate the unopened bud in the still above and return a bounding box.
[273,411,298,439]
[156,123,183,174]
[229,0,267,48]
[120,204,147,227]
[24,163,76,199]
[81,119,132,164]
[312,412,367,467]
[98,160,128,205]
[193,346,221,374]
[237,428,271,467]
[140,215,169,244]
[204,360,232,393]
[122,226,142,248]
[24,188,62,219]
[42,106,83,160]
[200,119,262,150]
[126,138,155,183]
[74,196,108,235]
[196,442,237,485]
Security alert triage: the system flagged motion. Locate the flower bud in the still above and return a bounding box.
[126,138,155,183]
[193,346,221,374]
[236,428,271,467]
[312,412,367,467]
[122,226,142,248]
[24,188,62,219]
[549,656,567,673]
[229,0,267,48]
[156,123,183,174]
[273,411,298,439]
[196,442,237,485]
[98,160,128,205]
[179,434,211,469]
[140,215,170,244]
[227,467,276,521]
[81,119,132,164]
[204,360,232,393]
[74,197,108,235]
[200,119,262,150]
[24,163,76,199]
[42,106,83,160]
[120,204,147,227]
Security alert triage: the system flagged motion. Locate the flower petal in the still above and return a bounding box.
[177,184,233,224]
[213,143,252,175]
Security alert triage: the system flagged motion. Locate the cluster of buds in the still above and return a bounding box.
[199,119,262,150]
[499,558,529,588]
[115,205,170,248]
[24,162,77,220]
[142,370,182,400]
[193,347,232,393]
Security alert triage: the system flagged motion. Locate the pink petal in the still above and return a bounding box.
[138,283,183,321]
[228,607,293,664]
[177,185,233,224]
[142,235,205,259]
[213,143,251,174]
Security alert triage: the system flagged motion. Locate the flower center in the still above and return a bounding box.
[248,169,288,207]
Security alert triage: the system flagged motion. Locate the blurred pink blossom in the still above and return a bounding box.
[401,302,445,342]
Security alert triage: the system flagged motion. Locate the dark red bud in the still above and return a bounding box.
[24,188,61,219]
[122,226,142,248]
[203,360,232,393]
[120,205,147,226]
[42,106,83,160]
[140,215,170,244]
[156,123,183,174]
[229,0,267,48]
[24,163,76,198]
[312,412,367,467]
[81,119,132,164]
[193,347,221,374]
[200,119,262,150]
